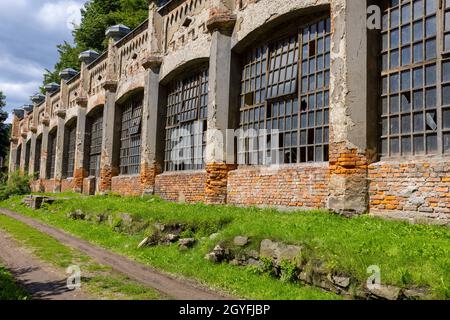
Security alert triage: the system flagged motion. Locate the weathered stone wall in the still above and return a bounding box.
[111,175,143,196]
[369,160,450,224]
[155,171,207,203]
[227,164,329,208]
[61,178,76,192]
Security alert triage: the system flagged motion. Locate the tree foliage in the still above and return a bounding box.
[0,91,10,161]
[42,0,148,89]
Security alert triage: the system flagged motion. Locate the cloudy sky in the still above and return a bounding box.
[0,0,86,123]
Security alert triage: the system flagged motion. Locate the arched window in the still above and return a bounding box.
[119,94,143,175]
[24,140,31,173]
[47,130,57,179]
[15,145,21,170]
[164,67,208,171]
[238,15,331,165]
[381,0,450,156]
[64,121,77,178]
[34,135,42,173]
[87,110,103,177]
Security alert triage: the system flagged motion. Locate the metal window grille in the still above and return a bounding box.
[34,137,42,173]
[164,68,208,171]
[238,16,331,165]
[381,0,450,156]
[16,145,21,169]
[119,95,143,175]
[47,132,56,179]
[24,140,31,173]
[64,124,76,178]
[88,113,103,177]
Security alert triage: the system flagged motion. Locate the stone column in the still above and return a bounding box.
[8,141,17,174]
[53,115,65,192]
[98,25,130,193]
[19,135,26,174]
[140,1,164,195]
[327,0,376,215]
[204,8,237,205]
[73,102,87,193]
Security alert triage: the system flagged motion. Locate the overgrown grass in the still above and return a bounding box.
[0,214,163,300]
[0,265,28,300]
[1,194,450,299]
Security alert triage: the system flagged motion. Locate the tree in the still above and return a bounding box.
[42,0,149,88]
[0,91,10,163]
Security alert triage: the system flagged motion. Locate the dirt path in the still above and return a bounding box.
[0,208,232,300]
[0,229,89,300]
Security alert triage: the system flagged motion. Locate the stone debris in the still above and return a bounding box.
[22,195,55,210]
[233,236,249,247]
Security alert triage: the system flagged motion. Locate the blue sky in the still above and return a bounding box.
[0,0,85,123]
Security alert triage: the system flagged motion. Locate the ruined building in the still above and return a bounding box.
[8,0,450,224]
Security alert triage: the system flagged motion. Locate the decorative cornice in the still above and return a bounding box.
[30,126,38,133]
[102,80,118,92]
[141,54,163,71]
[75,96,88,108]
[206,13,237,34]
[55,109,66,118]
[10,137,18,144]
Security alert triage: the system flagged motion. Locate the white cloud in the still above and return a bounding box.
[0,0,27,13]
[0,80,41,103]
[0,53,44,80]
[36,1,83,31]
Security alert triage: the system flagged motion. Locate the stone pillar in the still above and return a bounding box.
[53,115,65,192]
[19,136,26,174]
[8,141,17,174]
[204,8,237,204]
[73,102,87,193]
[98,25,129,193]
[327,0,375,215]
[140,1,164,195]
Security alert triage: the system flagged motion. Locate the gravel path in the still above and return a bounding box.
[0,208,232,300]
[0,229,89,300]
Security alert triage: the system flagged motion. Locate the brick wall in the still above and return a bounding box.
[61,179,75,192]
[227,163,329,208]
[111,175,142,196]
[41,179,55,192]
[155,171,207,203]
[369,160,450,223]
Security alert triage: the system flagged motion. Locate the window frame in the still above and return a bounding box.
[47,131,57,179]
[87,112,103,177]
[63,122,77,178]
[238,13,331,166]
[119,94,143,176]
[380,0,450,158]
[164,67,209,172]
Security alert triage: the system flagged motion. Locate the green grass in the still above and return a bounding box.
[0,266,29,300]
[2,194,450,299]
[0,214,163,300]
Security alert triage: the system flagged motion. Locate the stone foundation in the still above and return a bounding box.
[61,178,76,192]
[155,171,207,203]
[227,163,329,208]
[83,177,96,196]
[205,163,237,205]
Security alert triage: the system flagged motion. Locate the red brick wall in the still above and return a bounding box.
[227,163,329,208]
[61,179,75,192]
[111,175,142,196]
[155,171,206,203]
[369,160,450,222]
[41,179,55,193]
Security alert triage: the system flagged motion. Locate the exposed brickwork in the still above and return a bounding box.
[328,142,369,215]
[73,168,87,193]
[155,171,206,203]
[40,179,55,193]
[61,179,76,192]
[83,177,96,196]
[227,164,329,208]
[140,162,161,195]
[205,163,237,205]
[111,175,142,196]
[369,160,450,223]
[98,166,118,193]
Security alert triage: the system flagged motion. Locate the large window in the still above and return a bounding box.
[381,0,450,156]
[16,145,21,169]
[164,68,208,171]
[47,131,56,179]
[34,136,42,173]
[24,140,31,173]
[87,112,103,177]
[238,16,331,165]
[119,95,143,175]
[64,123,76,178]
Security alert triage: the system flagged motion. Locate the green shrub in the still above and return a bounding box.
[0,171,32,201]
[279,260,298,283]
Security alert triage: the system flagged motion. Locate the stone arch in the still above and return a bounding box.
[160,57,209,85]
